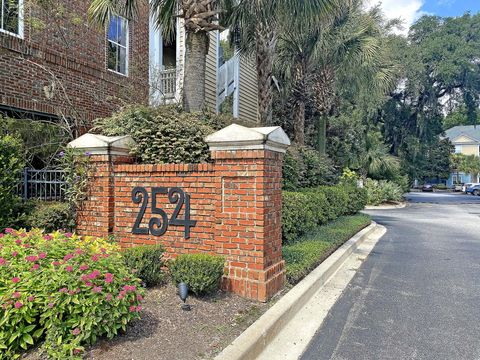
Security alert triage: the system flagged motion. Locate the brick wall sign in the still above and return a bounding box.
[68,124,291,302]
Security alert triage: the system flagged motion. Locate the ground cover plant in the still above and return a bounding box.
[283,214,372,285]
[0,229,144,359]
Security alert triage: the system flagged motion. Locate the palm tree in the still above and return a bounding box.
[88,0,223,112]
[275,0,398,146]
[230,0,341,125]
[359,131,400,179]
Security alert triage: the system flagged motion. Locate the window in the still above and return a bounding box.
[1,0,22,36]
[454,145,463,154]
[107,16,128,75]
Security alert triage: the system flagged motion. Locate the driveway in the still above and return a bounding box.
[301,192,480,360]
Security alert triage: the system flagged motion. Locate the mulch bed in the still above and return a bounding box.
[82,283,271,360]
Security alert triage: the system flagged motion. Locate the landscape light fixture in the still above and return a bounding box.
[178,282,191,311]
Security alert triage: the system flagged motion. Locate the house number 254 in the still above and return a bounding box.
[131,187,197,239]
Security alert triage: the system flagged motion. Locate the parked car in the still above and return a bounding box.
[463,183,480,193]
[453,183,464,192]
[422,184,434,192]
[466,185,480,196]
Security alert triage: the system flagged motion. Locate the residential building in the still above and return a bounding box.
[0,1,258,126]
[445,125,480,186]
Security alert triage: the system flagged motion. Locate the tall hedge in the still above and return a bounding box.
[283,146,338,191]
[0,135,25,231]
[93,105,232,164]
[282,185,367,245]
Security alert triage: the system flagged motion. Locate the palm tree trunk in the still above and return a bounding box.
[317,116,327,154]
[183,31,208,112]
[256,23,276,125]
[293,102,306,145]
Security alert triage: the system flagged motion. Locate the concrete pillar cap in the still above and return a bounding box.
[68,134,135,156]
[205,124,291,153]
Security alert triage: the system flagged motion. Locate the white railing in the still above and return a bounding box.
[150,67,177,105]
[217,54,240,105]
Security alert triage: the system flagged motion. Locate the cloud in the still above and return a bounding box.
[366,0,425,35]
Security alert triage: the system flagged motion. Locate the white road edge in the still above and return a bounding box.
[215,222,387,360]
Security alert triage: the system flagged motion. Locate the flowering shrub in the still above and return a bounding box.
[0,229,144,359]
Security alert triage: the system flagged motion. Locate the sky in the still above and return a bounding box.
[366,0,480,34]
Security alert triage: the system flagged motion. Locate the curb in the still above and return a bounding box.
[365,202,407,210]
[215,222,380,360]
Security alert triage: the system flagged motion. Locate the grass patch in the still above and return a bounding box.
[283,214,372,285]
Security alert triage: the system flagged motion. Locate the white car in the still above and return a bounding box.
[463,183,480,193]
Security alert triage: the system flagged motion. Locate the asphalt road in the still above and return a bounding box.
[301,192,480,360]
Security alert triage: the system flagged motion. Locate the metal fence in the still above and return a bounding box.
[18,168,66,201]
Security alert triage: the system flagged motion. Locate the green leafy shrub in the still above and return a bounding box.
[169,253,225,296]
[283,146,338,191]
[123,245,165,287]
[365,178,403,205]
[314,186,349,220]
[282,185,367,245]
[0,229,144,359]
[25,201,75,232]
[0,135,25,231]
[434,184,447,190]
[94,105,231,164]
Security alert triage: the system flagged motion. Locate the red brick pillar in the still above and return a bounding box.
[68,134,135,239]
[206,124,291,302]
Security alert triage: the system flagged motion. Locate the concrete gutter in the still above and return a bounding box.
[215,222,380,360]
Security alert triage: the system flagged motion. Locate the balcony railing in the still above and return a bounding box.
[150,67,177,105]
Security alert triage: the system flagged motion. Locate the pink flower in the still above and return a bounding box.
[19,233,27,238]
[136,294,143,301]
[28,296,35,302]
[64,232,73,238]
[71,328,81,336]
[25,255,38,262]
[104,273,114,283]
[91,254,100,262]
[12,251,18,257]
[12,277,20,283]
[30,264,40,271]
[100,248,107,253]
[75,248,83,255]
[0,257,6,265]
[79,264,89,271]
[65,265,74,272]
[105,293,113,301]
[129,305,137,312]
[136,306,142,312]
[123,285,136,292]
[0,233,4,238]
[12,291,21,299]
[92,286,103,293]
[87,270,101,280]
[52,261,61,267]
[14,301,23,309]
[38,252,47,259]
[59,288,68,293]
[15,239,22,245]
[73,349,82,355]
[81,275,89,282]
[48,302,54,308]
[22,244,31,249]
[117,294,124,300]
[43,235,52,241]
[63,253,75,262]
[85,281,93,287]
[5,228,14,234]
